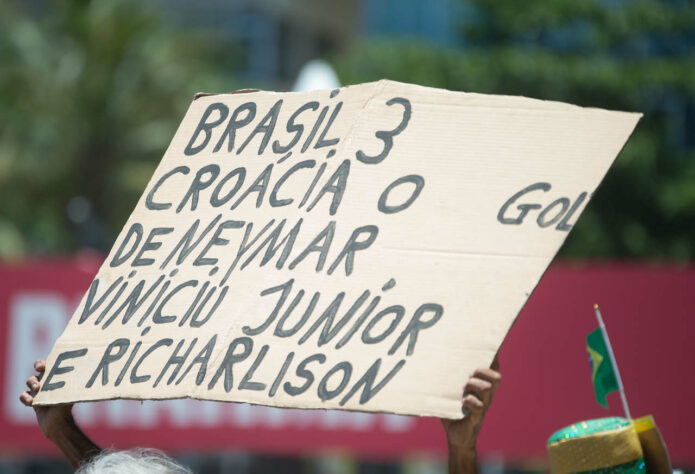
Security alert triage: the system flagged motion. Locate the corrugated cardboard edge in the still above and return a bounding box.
[193,79,643,116]
[194,89,260,100]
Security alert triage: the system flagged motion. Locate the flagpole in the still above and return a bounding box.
[593,304,632,420]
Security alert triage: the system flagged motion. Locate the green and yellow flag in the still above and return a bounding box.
[587,328,619,407]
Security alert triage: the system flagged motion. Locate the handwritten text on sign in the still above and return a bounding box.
[36,81,641,418]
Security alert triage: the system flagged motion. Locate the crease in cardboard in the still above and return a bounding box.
[383,247,549,259]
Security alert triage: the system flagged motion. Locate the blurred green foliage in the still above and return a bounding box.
[336,0,695,259]
[0,0,693,260]
[0,0,239,257]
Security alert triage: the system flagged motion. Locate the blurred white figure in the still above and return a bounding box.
[292,59,341,92]
[77,449,192,474]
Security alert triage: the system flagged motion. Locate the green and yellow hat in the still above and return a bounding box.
[547,417,645,474]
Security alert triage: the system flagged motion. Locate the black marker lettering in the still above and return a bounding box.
[207,337,253,392]
[42,349,88,391]
[377,175,424,214]
[110,224,143,267]
[101,275,165,329]
[115,341,142,386]
[239,344,269,391]
[177,164,220,213]
[231,164,273,210]
[130,338,173,384]
[334,293,379,349]
[146,166,190,210]
[178,281,208,327]
[283,354,326,396]
[190,285,228,328]
[361,305,405,344]
[132,227,173,267]
[237,100,282,155]
[537,198,569,227]
[153,280,198,324]
[299,290,370,346]
[220,219,276,284]
[154,338,197,387]
[270,160,315,207]
[274,290,315,338]
[211,168,246,207]
[269,352,294,397]
[79,277,123,324]
[289,221,335,272]
[86,338,129,388]
[389,303,443,356]
[556,192,587,231]
[302,106,328,152]
[272,101,319,154]
[317,361,351,401]
[240,218,302,271]
[314,102,342,149]
[339,359,405,405]
[497,182,551,225]
[176,335,217,385]
[194,220,244,266]
[327,225,378,276]
[356,97,411,164]
[185,102,229,156]
[160,215,222,269]
[299,162,326,209]
[243,279,293,336]
[306,159,349,215]
[213,102,256,153]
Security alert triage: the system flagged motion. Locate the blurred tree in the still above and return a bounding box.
[336,0,695,259]
[0,0,240,257]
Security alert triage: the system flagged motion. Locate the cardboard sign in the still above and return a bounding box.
[34,80,640,418]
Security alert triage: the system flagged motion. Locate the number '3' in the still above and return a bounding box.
[356,97,412,165]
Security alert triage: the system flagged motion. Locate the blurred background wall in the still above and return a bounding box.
[0,0,693,472]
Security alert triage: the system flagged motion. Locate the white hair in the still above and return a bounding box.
[76,448,193,474]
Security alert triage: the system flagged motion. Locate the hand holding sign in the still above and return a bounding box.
[34,80,640,418]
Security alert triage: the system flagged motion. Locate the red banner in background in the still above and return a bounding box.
[1,258,694,465]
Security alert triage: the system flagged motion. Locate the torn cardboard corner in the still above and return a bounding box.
[34,80,641,419]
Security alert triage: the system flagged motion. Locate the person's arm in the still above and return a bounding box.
[19,359,102,469]
[440,361,501,474]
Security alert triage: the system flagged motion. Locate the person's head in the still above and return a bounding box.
[76,448,192,474]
